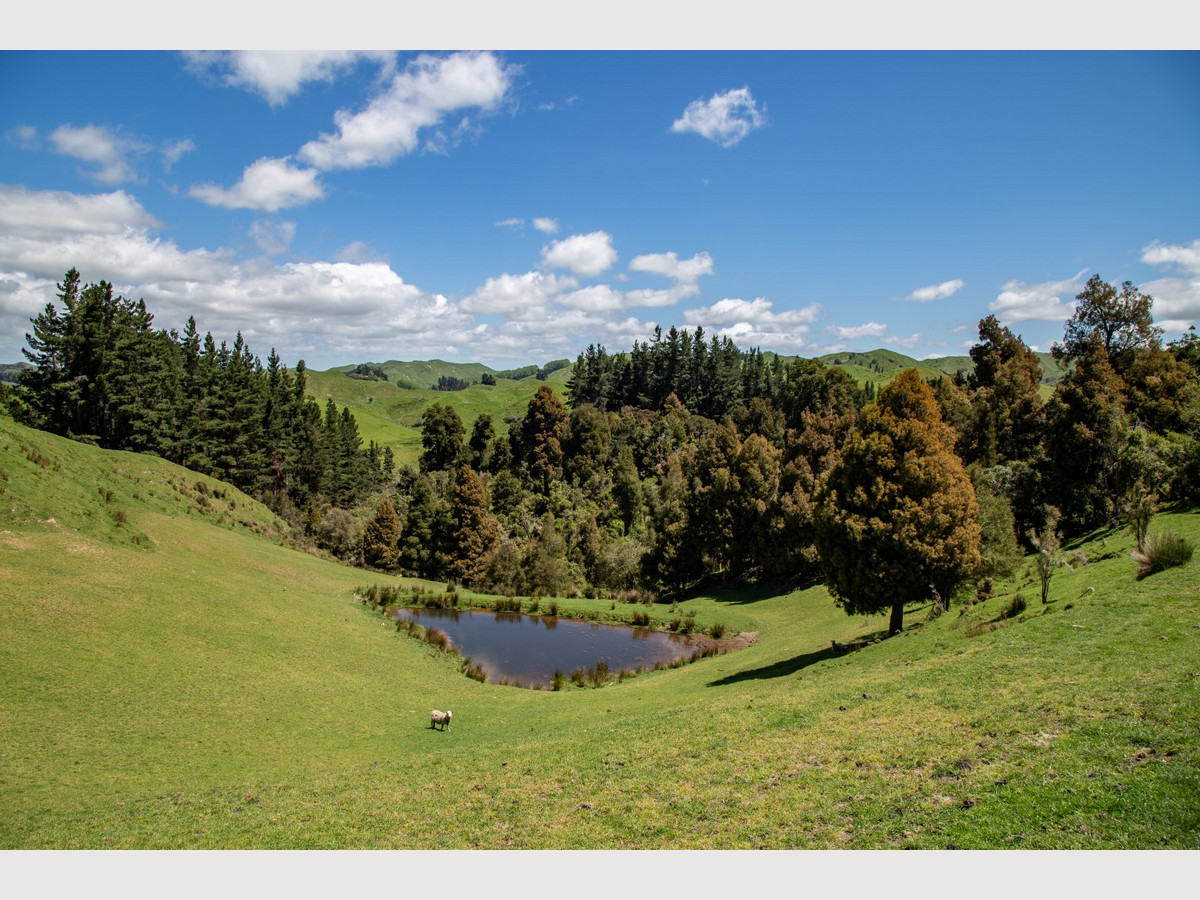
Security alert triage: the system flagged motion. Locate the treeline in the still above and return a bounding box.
[8,268,1200,621]
[354,274,1200,621]
[9,268,391,519]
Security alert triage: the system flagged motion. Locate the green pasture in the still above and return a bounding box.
[1,414,1197,848]
[305,364,571,469]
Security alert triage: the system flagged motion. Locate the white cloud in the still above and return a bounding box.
[541,231,617,277]
[248,219,296,256]
[883,332,923,350]
[6,125,40,150]
[49,124,150,185]
[1141,239,1200,332]
[684,296,821,352]
[828,322,889,341]
[989,269,1087,323]
[671,87,766,148]
[629,250,713,284]
[905,278,963,302]
[557,284,626,312]
[183,51,393,107]
[494,217,524,229]
[297,51,516,171]
[687,297,820,328]
[161,139,196,171]
[533,217,559,234]
[0,184,478,366]
[189,157,325,212]
[1142,238,1200,274]
[461,270,576,314]
[0,184,161,238]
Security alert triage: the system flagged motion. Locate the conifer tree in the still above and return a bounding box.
[814,369,981,634]
[362,497,401,571]
[446,464,499,586]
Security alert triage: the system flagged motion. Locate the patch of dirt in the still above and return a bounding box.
[689,630,759,654]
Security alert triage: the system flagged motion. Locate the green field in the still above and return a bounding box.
[1,413,1197,849]
[305,362,572,469]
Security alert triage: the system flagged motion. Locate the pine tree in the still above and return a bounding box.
[362,498,401,571]
[446,464,499,585]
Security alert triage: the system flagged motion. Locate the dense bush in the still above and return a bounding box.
[1132,531,1195,580]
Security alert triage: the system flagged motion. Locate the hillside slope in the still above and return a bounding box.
[1,415,1197,848]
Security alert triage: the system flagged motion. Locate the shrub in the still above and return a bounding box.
[588,660,609,686]
[570,667,586,687]
[710,622,726,639]
[424,626,451,651]
[1133,531,1195,580]
[631,610,650,627]
[552,669,566,691]
[461,658,486,682]
[1000,594,1027,620]
[547,601,559,617]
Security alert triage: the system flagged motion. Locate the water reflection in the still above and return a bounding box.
[395,606,695,687]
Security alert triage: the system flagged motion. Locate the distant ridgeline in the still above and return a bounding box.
[7,268,392,515]
[429,359,572,391]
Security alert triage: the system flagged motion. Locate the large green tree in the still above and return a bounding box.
[446,464,499,586]
[813,369,981,634]
[1053,274,1162,374]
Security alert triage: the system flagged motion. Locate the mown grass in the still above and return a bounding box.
[1,413,1197,848]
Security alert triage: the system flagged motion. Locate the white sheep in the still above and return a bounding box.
[431,709,452,731]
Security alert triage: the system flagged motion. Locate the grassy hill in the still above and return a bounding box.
[1,412,1197,848]
[819,349,1066,392]
[306,363,573,469]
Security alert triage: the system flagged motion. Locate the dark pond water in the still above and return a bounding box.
[394,607,698,687]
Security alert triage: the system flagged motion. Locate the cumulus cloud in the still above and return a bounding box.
[248,219,296,256]
[533,217,559,234]
[629,251,713,285]
[189,157,325,212]
[541,231,617,277]
[1141,239,1200,331]
[461,270,576,314]
[0,184,161,238]
[297,51,516,171]
[905,278,964,302]
[1142,238,1200,274]
[671,87,766,148]
[0,184,474,367]
[682,297,821,352]
[49,124,150,185]
[989,269,1088,323]
[183,50,393,107]
[557,284,626,312]
[621,250,713,307]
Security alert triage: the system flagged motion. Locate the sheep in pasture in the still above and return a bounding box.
[431,709,452,731]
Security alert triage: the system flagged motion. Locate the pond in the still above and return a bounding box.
[394,607,699,687]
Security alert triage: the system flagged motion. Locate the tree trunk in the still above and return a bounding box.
[889,602,904,635]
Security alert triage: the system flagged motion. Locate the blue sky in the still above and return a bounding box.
[1,48,1198,370]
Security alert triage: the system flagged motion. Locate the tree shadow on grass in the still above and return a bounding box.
[674,575,825,607]
[706,646,834,687]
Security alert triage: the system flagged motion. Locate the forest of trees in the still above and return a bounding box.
[7,267,1200,628]
[7,269,393,528]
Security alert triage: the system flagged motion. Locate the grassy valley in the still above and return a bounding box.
[2,412,1196,848]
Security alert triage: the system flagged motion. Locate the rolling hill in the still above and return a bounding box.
[2,410,1197,849]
